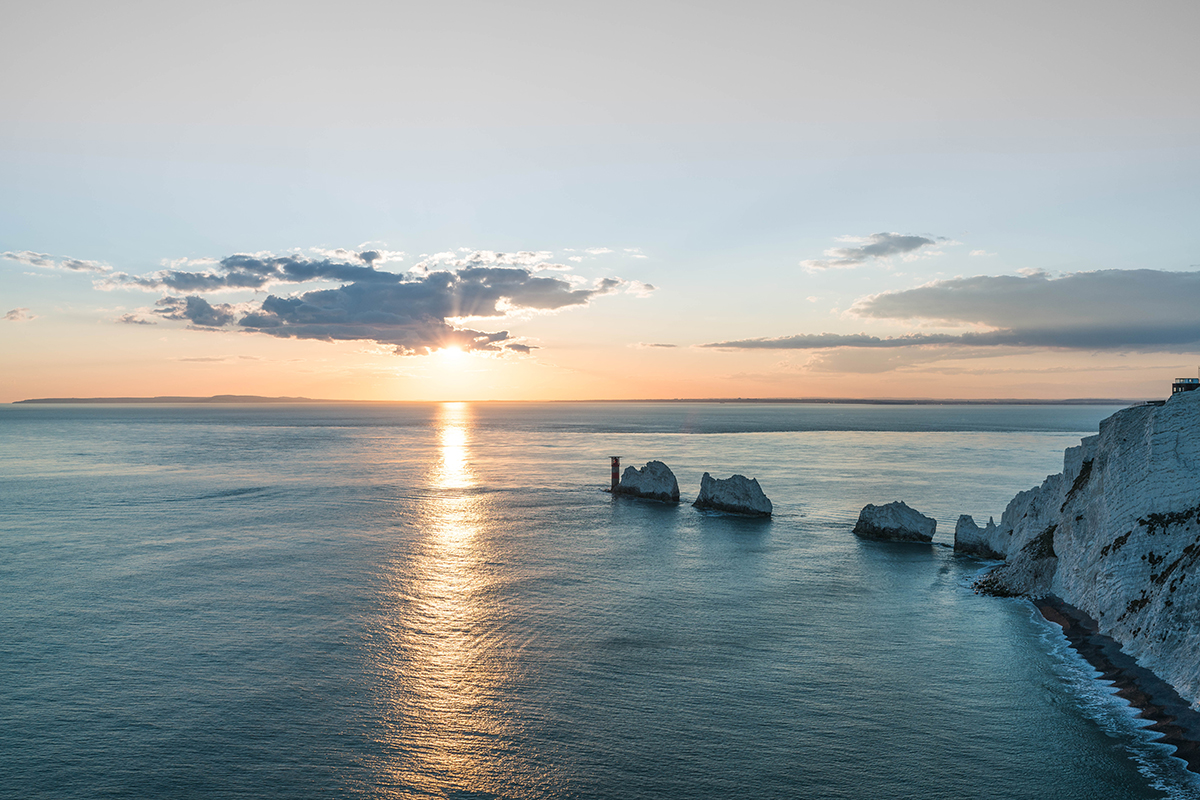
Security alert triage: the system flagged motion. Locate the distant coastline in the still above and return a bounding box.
[13,395,1142,406]
[13,395,323,405]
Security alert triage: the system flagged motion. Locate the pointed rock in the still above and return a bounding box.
[954,514,1005,559]
[613,460,680,503]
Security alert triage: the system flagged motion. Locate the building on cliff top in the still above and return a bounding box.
[1172,376,1200,394]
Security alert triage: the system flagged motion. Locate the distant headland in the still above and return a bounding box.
[13,395,1141,405]
[13,395,323,404]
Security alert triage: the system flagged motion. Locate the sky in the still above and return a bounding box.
[2,0,1199,402]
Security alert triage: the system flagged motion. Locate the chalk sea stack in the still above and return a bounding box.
[692,473,772,517]
[613,460,680,503]
[853,501,936,543]
[954,515,1005,559]
[966,390,1200,707]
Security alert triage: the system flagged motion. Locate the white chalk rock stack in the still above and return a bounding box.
[692,473,772,517]
[853,501,936,543]
[613,460,680,503]
[954,515,1005,559]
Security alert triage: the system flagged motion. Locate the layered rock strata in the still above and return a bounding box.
[613,460,680,503]
[965,391,1200,707]
[853,501,936,543]
[692,473,772,516]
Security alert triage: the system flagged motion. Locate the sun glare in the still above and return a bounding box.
[435,345,467,365]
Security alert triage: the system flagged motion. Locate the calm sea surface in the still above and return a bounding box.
[2,402,1198,799]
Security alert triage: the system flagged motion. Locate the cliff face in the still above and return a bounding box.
[960,391,1200,707]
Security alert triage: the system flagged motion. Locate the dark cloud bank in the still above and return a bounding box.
[705,270,1200,352]
[136,251,636,354]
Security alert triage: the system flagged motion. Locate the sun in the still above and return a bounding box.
[434,345,468,365]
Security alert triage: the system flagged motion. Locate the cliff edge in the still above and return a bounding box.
[962,391,1200,707]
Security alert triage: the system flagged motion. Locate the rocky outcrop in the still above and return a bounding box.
[853,501,936,543]
[970,391,1200,708]
[613,460,680,503]
[692,473,772,516]
[954,515,1005,559]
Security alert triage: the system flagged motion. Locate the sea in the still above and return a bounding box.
[2,401,1198,800]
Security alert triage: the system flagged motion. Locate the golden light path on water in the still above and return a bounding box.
[373,402,557,797]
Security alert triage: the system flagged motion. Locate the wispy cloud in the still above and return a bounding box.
[702,269,1200,353]
[410,250,563,274]
[3,251,110,273]
[310,246,405,266]
[4,307,36,322]
[801,232,947,271]
[116,313,155,325]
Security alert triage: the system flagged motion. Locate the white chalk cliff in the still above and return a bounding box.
[693,473,772,516]
[963,391,1200,707]
[854,501,936,543]
[614,460,680,503]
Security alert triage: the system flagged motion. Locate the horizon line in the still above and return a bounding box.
[11,394,1149,406]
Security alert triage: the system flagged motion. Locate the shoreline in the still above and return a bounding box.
[1035,597,1200,774]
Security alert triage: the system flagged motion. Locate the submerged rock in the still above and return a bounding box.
[692,473,772,516]
[613,460,680,503]
[954,514,1005,559]
[853,501,936,543]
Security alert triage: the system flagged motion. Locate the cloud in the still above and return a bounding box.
[2,251,55,268]
[638,342,678,348]
[4,307,36,322]
[850,269,1198,332]
[3,251,110,273]
[107,252,403,293]
[136,259,636,355]
[155,295,240,327]
[309,246,405,266]
[702,332,982,349]
[116,313,155,325]
[801,232,946,270]
[585,247,613,255]
[18,244,644,356]
[411,250,559,273]
[625,281,656,298]
[802,348,922,374]
[702,269,1200,353]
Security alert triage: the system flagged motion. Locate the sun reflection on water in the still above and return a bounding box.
[372,402,547,796]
